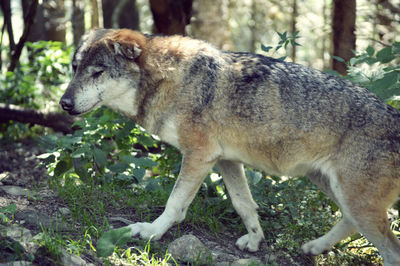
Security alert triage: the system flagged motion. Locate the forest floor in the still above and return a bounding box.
[0,140,380,265]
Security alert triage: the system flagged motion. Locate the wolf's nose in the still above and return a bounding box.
[60,97,74,111]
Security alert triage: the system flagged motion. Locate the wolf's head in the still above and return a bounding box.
[60,29,146,116]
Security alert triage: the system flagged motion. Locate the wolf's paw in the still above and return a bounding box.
[301,239,329,256]
[129,222,162,240]
[235,234,262,252]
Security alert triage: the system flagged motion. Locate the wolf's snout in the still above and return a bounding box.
[60,97,74,112]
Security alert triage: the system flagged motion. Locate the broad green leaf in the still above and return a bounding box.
[97,226,132,257]
[108,162,130,173]
[133,168,146,182]
[93,148,108,167]
[366,46,374,56]
[71,147,87,158]
[72,158,89,181]
[376,47,394,64]
[247,170,262,185]
[121,155,158,168]
[54,160,70,176]
[371,71,398,91]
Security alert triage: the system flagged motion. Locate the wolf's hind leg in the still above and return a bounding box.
[302,170,357,255]
[216,160,264,252]
[302,216,356,255]
[333,177,400,265]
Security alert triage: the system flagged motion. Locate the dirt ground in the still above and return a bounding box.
[0,140,314,265]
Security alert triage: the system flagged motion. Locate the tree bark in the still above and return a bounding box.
[43,0,66,42]
[191,0,233,50]
[331,0,356,75]
[0,0,15,51]
[291,0,297,62]
[149,0,193,35]
[0,104,76,134]
[8,0,38,72]
[102,0,139,30]
[91,0,100,28]
[72,0,85,47]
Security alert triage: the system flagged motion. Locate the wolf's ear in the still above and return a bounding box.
[107,41,142,60]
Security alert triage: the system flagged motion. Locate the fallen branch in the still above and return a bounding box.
[0,103,76,134]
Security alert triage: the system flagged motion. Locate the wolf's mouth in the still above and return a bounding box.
[70,101,102,116]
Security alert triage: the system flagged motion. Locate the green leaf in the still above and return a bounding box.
[332,56,345,63]
[93,148,108,167]
[1,203,17,215]
[108,162,130,173]
[261,44,273,52]
[366,46,374,56]
[247,170,262,185]
[72,158,89,181]
[376,47,394,63]
[71,147,87,158]
[392,42,400,55]
[54,160,70,176]
[371,71,398,91]
[97,226,132,257]
[121,155,158,168]
[133,168,146,182]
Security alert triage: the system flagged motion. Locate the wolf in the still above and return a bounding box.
[60,28,400,265]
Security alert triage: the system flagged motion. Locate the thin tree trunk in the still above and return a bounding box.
[8,0,38,72]
[0,0,15,51]
[43,0,66,42]
[72,0,85,47]
[291,0,297,62]
[331,0,356,75]
[91,0,100,28]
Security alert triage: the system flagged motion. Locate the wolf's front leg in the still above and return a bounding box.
[129,154,216,240]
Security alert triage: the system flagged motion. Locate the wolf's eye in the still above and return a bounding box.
[92,70,104,79]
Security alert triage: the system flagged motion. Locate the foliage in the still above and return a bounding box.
[1,41,71,109]
[334,42,400,103]
[0,203,17,223]
[97,226,132,257]
[261,31,301,60]
[0,41,71,140]
[38,107,178,190]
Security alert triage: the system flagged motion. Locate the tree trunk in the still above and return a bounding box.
[191,0,233,50]
[290,0,297,62]
[43,0,66,42]
[0,104,76,134]
[91,0,100,28]
[0,0,15,51]
[72,0,85,47]
[149,0,193,35]
[331,0,356,75]
[8,0,38,72]
[22,1,47,42]
[102,0,139,30]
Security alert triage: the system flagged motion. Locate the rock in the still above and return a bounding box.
[59,207,71,216]
[231,258,263,266]
[0,261,33,266]
[167,234,212,264]
[14,210,58,231]
[61,250,90,266]
[1,224,38,253]
[0,186,29,197]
